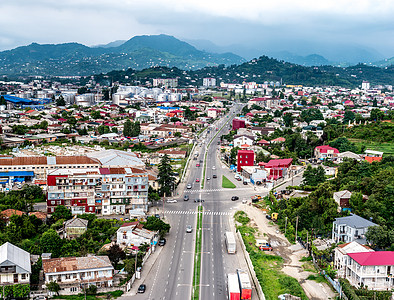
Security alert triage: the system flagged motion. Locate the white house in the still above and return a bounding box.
[233,135,254,147]
[0,242,31,285]
[345,251,394,290]
[43,256,114,295]
[116,222,158,248]
[334,241,374,277]
[332,214,377,244]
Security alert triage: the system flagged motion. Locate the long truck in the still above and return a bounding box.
[225,231,237,254]
[228,273,241,300]
[237,269,252,300]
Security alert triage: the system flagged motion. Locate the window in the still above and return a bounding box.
[245,155,248,158]
[240,155,242,158]
[21,274,26,280]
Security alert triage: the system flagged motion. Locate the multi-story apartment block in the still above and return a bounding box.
[47,167,149,216]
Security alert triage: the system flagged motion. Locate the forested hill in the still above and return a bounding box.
[91,56,394,87]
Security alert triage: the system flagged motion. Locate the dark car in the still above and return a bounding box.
[213,174,217,178]
[243,181,248,185]
[231,196,239,201]
[184,195,190,201]
[137,284,146,293]
[266,214,272,220]
[158,238,166,246]
[194,198,205,203]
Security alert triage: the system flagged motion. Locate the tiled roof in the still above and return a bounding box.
[43,256,113,274]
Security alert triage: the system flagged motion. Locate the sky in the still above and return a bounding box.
[0,0,393,61]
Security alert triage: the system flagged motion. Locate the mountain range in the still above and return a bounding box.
[0,35,244,76]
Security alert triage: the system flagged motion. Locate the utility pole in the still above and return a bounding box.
[295,216,299,244]
[284,217,288,235]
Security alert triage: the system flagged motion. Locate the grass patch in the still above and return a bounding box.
[192,206,204,300]
[300,256,312,262]
[234,211,250,225]
[301,261,317,273]
[53,290,123,300]
[306,274,326,283]
[236,215,308,300]
[222,175,236,188]
[348,138,394,156]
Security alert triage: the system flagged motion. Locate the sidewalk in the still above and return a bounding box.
[121,245,164,296]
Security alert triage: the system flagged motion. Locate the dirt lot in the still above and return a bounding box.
[243,203,337,300]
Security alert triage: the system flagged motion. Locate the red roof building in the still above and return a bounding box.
[264,158,293,180]
[257,139,270,146]
[314,145,339,160]
[348,252,394,266]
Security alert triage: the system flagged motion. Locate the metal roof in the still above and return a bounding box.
[0,171,34,177]
[334,214,377,228]
[0,242,31,274]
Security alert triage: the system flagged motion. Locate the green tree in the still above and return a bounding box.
[131,121,141,137]
[300,108,324,123]
[46,281,60,296]
[56,96,66,106]
[51,205,72,221]
[144,216,171,236]
[283,113,294,127]
[123,119,132,137]
[157,155,175,197]
[366,225,394,249]
[40,229,62,257]
[329,137,357,153]
[370,108,384,121]
[302,165,326,186]
[91,110,101,119]
[107,244,125,268]
[12,284,30,298]
[174,132,182,137]
[343,110,355,124]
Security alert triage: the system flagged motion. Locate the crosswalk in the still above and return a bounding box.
[184,187,250,193]
[165,210,231,216]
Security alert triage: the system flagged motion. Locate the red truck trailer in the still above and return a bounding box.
[228,273,241,300]
[237,269,252,300]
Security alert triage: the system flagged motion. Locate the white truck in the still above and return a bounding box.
[225,231,236,254]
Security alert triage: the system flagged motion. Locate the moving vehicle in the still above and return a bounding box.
[227,273,241,300]
[196,163,200,167]
[207,177,210,180]
[184,195,189,201]
[237,269,252,299]
[166,199,177,203]
[137,284,146,293]
[194,198,205,202]
[212,166,216,170]
[225,231,236,254]
[256,239,273,251]
[213,174,217,178]
[187,184,192,189]
[231,196,239,201]
[186,225,193,233]
[158,238,166,246]
[196,178,200,182]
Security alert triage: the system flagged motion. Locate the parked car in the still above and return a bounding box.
[236,177,242,181]
[166,199,177,203]
[158,238,166,246]
[137,284,146,293]
[184,195,190,201]
[154,214,161,219]
[243,181,248,185]
[186,225,193,233]
[187,184,192,189]
[231,196,239,201]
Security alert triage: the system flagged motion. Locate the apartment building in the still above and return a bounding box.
[43,256,114,295]
[47,167,149,216]
[332,214,377,244]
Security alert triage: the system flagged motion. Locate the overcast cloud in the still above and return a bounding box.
[0,0,393,59]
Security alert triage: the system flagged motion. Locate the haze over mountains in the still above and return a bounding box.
[0,34,393,77]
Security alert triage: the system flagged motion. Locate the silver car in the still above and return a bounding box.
[186,225,193,233]
[187,184,192,189]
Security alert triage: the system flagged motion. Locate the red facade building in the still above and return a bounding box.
[237,150,254,172]
[232,119,246,131]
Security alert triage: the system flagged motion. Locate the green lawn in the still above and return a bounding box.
[348,138,394,156]
[222,175,236,188]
